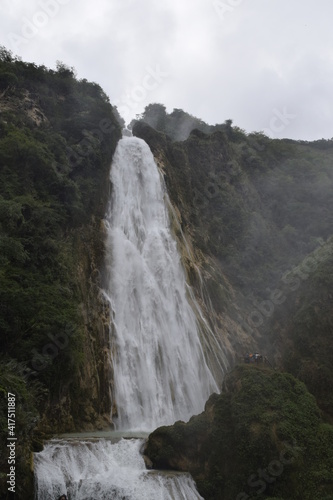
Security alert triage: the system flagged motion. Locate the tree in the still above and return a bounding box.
[55,60,76,78]
[141,103,167,130]
[0,70,18,91]
[0,46,13,62]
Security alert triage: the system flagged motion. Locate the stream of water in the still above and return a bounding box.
[34,136,224,499]
[34,437,203,499]
[104,137,219,430]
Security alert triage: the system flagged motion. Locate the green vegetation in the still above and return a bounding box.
[0,360,45,497]
[266,240,333,419]
[133,117,333,421]
[145,366,333,499]
[0,47,121,496]
[131,103,242,141]
[1,48,332,497]
[134,112,333,498]
[133,117,333,294]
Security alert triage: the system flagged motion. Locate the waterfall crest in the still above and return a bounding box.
[104,137,218,430]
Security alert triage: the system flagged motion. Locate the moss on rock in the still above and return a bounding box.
[145,366,333,499]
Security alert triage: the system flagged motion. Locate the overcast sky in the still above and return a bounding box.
[0,0,332,140]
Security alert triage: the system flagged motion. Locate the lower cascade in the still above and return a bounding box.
[34,137,223,499]
[34,437,203,499]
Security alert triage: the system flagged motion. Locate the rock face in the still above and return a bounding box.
[145,365,333,500]
[132,121,257,372]
[132,120,333,421]
[0,51,122,497]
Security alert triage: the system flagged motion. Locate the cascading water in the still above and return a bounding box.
[34,136,225,499]
[34,438,203,499]
[104,136,219,430]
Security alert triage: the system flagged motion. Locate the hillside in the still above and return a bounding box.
[132,115,333,422]
[1,50,333,498]
[0,47,121,496]
[145,365,333,500]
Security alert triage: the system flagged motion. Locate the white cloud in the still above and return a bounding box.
[0,0,332,139]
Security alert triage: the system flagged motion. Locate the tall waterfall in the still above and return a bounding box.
[104,136,219,430]
[34,136,223,499]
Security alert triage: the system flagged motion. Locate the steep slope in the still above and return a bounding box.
[266,239,333,420]
[132,119,333,420]
[0,48,121,497]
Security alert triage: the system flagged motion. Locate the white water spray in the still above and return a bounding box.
[34,438,203,499]
[34,136,225,499]
[104,137,219,430]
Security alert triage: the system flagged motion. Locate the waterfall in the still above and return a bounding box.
[104,136,219,430]
[34,438,203,500]
[34,136,224,499]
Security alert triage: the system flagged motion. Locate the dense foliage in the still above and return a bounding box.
[132,111,333,497]
[0,47,121,496]
[133,119,333,422]
[133,118,333,294]
[145,365,333,500]
[266,240,333,419]
[131,103,239,141]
